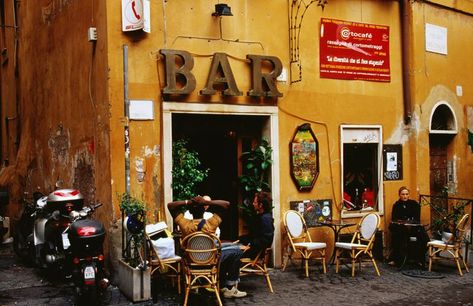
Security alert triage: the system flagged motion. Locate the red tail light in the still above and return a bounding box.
[98,254,104,261]
[73,257,80,265]
[77,226,96,236]
[66,203,74,213]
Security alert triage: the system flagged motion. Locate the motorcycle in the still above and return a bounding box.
[14,188,109,303]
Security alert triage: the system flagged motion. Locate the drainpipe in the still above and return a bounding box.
[400,0,412,124]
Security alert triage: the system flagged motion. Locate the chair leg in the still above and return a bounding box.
[335,249,340,273]
[371,257,380,276]
[454,250,464,276]
[264,272,274,293]
[183,287,190,306]
[282,246,291,272]
[351,250,356,277]
[455,258,464,276]
[177,264,182,294]
[214,284,223,306]
[461,256,470,273]
[304,257,309,277]
[428,246,433,272]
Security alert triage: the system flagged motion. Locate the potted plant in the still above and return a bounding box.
[172,139,209,201]
[117,193,151,302]
[239,138,273,223]
[427,187,468,241]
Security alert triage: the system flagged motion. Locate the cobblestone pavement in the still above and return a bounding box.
[1,242,472,305]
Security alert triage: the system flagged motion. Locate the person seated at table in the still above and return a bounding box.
[238,191,274,259]
[167,195,247,298]
[388,186,429,266]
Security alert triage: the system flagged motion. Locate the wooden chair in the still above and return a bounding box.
[181,231,222,306]
[240,247,274,293]
[282,210,327,277]
[428,213,470,276]
[334,212,381,277]
[145,223,182,294]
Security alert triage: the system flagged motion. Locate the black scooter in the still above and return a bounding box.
[14,189,109,304]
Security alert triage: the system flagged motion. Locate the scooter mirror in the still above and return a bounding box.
[55,180,64,189]
[52,210,61,220]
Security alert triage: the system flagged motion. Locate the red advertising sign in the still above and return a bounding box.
[320,18,390,82]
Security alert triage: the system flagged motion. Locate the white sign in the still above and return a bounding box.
[122,0,144,32]
[130,100,154,120]
[425,23,447,55]
[386,152,398,171]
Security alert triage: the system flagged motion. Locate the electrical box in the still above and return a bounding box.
[88,27,97,41]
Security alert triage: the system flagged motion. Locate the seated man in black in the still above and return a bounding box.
[388,186,429,267]
[239,191,274,259]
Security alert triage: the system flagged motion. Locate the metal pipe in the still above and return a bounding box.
[122,45,130,260]
[123,45,130,193]
[400,0,412,124]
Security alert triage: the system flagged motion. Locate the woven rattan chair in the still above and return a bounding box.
[240,247,274,293]
[145,224,182,294]
[334,212,381,277]
[428,213,470,276]
[181,231,222,306]
[282,210,327,277]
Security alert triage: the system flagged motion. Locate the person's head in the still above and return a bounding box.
[398,186,410,201]
[202,195,211,210]
[252,191,272,214]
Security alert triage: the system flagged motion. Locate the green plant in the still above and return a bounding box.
[425,187,469,238]
[119,192,146,216]
[119,193,146,268]
[239,138,273,219]
[172,139,209,201]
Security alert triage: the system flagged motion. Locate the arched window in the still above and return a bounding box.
[429,102,457,134]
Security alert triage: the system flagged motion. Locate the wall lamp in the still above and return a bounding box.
[212,4,233,17]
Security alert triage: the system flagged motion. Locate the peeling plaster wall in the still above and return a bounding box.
[410,2,473,224]
[0,1,112,253]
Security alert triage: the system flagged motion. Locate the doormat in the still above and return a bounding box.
[401,269,445,279]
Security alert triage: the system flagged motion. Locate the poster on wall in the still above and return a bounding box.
[290,200,332,227]
[383,144,403,181]
[319,18,390,82]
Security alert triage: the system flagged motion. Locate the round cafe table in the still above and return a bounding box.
[390,220,428,269]
[316,219,356,264]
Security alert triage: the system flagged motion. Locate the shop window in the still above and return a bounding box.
[340,125,384,218]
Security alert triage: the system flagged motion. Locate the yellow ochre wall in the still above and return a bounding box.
[105,0,408,265]
[3,0,473,270]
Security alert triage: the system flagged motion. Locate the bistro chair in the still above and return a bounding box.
[334,212,381,277]
[282,210,327,277]
[145,222,182,294]
[181,231,222,306]
[240,247,274,293]
[428,213,470,276]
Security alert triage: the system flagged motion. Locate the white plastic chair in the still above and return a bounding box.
[334,212,381,277]
[282,210,327,277]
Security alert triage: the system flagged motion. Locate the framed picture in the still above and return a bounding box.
[290,123,319,191]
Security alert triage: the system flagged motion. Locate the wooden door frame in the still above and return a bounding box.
[162,102,282,266]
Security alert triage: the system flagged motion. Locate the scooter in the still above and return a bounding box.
[67,202,109,303]
[14,188,109,303]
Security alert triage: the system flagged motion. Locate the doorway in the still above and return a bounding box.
[172,114,267,241]
[162,102,282,266]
